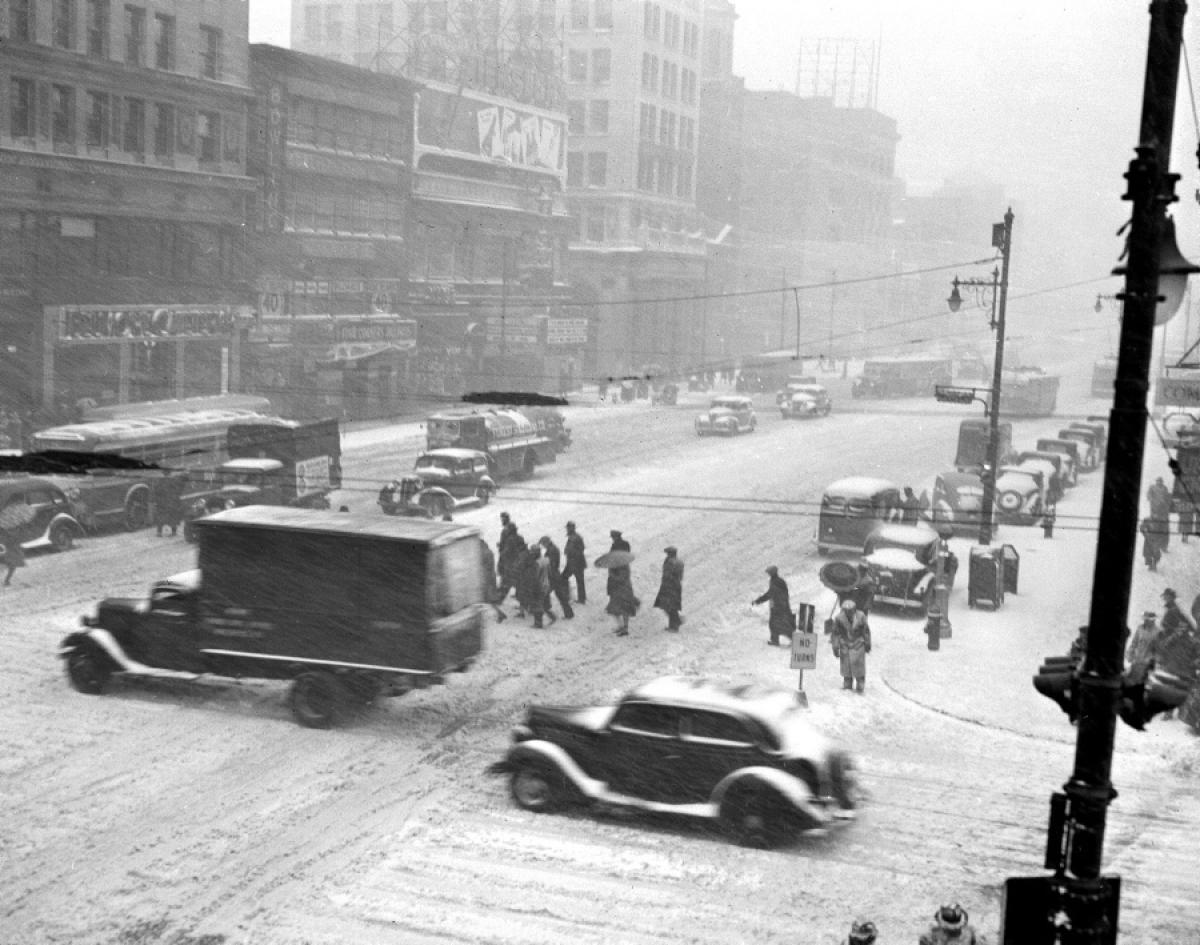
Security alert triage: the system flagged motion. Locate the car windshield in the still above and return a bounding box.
[415,455,455,471]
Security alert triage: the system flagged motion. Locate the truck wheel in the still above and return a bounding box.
[124,489,150,531]
[66,643,112,695]
[475,485,492,505]
[510,760,569,813]
[997,491,1023,513]
[49,521,77,552]
[290,671,347,729]
[183,520,197,543]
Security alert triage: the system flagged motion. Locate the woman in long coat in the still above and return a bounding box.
[606,562,639,636]
[515,545,541,621]
[653,546,684,631]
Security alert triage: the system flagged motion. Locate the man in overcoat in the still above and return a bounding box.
[653,546,684,631]
[830,599,871,693]
[752,565,794,646]
[539,535,574,619]
[562,521,587,603]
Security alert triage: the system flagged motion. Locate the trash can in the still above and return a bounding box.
[1001,544,1020,594]
[968,545,1004,610]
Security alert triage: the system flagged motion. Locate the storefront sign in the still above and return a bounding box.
[545,318,588,346]
[1157,372,1200,407]
[335,319,416,348]
[417,87,565,174]
[54,304,238,342]
[485,315,544,345]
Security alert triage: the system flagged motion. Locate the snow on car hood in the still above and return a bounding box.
[865,547,924,572]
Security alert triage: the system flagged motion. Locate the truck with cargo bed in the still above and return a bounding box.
[59,507,486,728]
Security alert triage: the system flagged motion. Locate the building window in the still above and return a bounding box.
[588,99,609,134]
[52,0,75,48]
[594,0,612,28]
[639,103,656,141]
[567,101,585,136]
[304,4,320,41]
[199,26,222,78]
[637,150,654,190]
[681,69,695,104]
[658,159,674,195]
[586,211,605,242]
[153,13,174,69]
[567,50,587,82]
[123,97,144,153]
[683,21,698,57]
[324,6,341,43]
[85,90,109,147]
[86,0,109,56]
[591,49,611,84]
[10,78,35,138]
[566,151,583,187]
[644,2,660,39]
[664,10,679,49]
[124,5,145,65]
[154,102,174,156]
[197,110,220,162]
[658,109,673,146]
[679,115,694,151]
[662,61,677,98]
[52,85,75,145]
[9,0,34,42]
[642,53,658,92]
[586,151,606,187]
[569,0,587,29]
[677,160,692,198]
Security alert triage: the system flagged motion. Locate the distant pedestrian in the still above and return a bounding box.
[900,486,920,525]
[496,513,521,602]
[539,535,573,619]
[1148,476,1173,551]
[653,546,684,631]
[830,599,871,693]
[1160,587,1195,635]
[1140,517,1168,570]
[837,562,875,614]
[477,537,506,623]
[752,565,795,646]
[563,521,587,603]
[605,530,637,636]
[533,545,557,628]
[152,470,185,537]
[1126,611,1160,671]
[0,528,25,586]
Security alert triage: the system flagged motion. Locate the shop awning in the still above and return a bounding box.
[317,340,415,365]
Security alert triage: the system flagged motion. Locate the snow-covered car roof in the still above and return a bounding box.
[824,476,899,498]
[864,546,926,572]
[419,447,489,462]
[865,523,938,552]
[624,676,809,729]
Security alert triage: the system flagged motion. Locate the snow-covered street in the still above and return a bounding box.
[3,373,1198,945]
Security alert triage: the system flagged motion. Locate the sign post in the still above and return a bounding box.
[790,603,817,707]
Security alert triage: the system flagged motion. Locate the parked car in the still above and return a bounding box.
[927,471,987,537]
[1068,421,1107,462]
[1033,441,1082,486]
[1016,450,1071,498]
[818,477,903,554]
[1057,428,1100,471]
[994,464,1048,525]
[0,476,85,552]
[695,395,757,436]
[862,523,955,615]
[774,375,821,406]
[487,675,858,848]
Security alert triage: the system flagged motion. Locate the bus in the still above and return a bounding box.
[80,393,274,423]
[999,369,1060,417]
[31,406,277,468]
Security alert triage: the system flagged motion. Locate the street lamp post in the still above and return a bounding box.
[947,208,1014,547]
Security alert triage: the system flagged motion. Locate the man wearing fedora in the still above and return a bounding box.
[752,565,794,646]
[562,521,587,604]
[653,546,684,631]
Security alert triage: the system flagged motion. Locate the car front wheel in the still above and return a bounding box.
[124,490,150,531]
[510,760,569,813]
[66,643,112,695]
[720,787,799,849]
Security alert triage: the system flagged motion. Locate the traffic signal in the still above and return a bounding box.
[1117,665,1191,730]
[1033,654,1080,722]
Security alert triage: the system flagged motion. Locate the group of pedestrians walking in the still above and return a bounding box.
[1127,587,1200,729]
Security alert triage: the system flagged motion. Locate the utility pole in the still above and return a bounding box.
[1013,2,1196,941]
[983,211,1013,547]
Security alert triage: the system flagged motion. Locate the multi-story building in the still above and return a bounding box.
[564,0,718,378]
[246,44,417,420]
[290,0,581,395]
[735,89,901,357]
[0,0,255,415]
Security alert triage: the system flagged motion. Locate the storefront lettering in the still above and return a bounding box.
[56,305,236,342]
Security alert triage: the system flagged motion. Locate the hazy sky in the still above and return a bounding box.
[246,1,1200,333]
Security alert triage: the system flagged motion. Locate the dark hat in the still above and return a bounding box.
[664,546,677,555]
[765,565,778,575]
[935,904,967,930]
[1163,588,1178,599]
[566,520,576,530]
[539,535,551,545]
[611,529,622,538]
[500,511,511,521]
[848,921,878,945]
